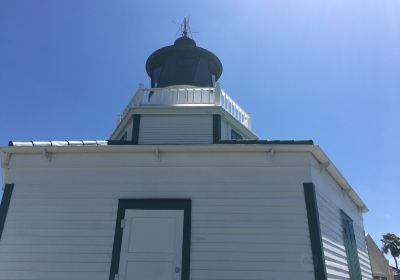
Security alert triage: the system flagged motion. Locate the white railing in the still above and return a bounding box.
[219,89,251,128]
[139,86,216,106]
[119,83,251,129]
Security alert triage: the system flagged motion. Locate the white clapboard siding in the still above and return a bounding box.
[311,162,373,280]
[138,114,213,144]
[0,151,316,280]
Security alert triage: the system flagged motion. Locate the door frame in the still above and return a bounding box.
[109,199,191,280]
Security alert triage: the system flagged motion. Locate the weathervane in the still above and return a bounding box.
[173,17,197,38]
[179,17,191,37]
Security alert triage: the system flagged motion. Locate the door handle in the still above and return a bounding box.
[175,267,180,273]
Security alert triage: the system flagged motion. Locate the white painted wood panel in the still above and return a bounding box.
[311,161,373,280]
[118,210,184,280]
[138,115,213,144]
[1,151,318,280]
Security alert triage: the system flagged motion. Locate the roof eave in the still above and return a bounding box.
[1,143,368,212]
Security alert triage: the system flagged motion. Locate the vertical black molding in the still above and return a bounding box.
[181,200,191,280]
[0,184,14,240]
[131,114,141,144]
[109,199,191,280]
[212,114,221,143]
[303,183,327,280]
[108,200,126,280]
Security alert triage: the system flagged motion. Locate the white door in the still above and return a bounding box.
[117,210,184,280]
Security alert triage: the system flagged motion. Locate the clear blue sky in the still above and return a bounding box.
[1,0,399,263]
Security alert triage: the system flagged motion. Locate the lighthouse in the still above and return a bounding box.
[110,21,256,145]
[0,23,373,280]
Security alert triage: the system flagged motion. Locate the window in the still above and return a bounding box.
[120,131,127,141]
[231,129,243,140]
[341,210,362,280]
[152,66,162,88]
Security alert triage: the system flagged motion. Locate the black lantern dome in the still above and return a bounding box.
[145,33,223,88]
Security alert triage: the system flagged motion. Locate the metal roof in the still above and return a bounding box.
[8,140,108,147]
[9,139,314,147]
[216,140,314,145]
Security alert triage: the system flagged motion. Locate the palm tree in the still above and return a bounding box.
[381,233,400,269]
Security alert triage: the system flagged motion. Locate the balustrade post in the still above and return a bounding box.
[214,82,221,106]
[247,113,252,129]
[132,83,145,105]
[116,114,122,125]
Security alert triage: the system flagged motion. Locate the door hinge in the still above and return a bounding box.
[120,219,126,229]
[114,274,119,280]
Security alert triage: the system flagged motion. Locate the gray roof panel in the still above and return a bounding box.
[8,141,108,147]
[9,139,313,147]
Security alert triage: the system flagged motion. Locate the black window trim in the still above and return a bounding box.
[341,209,362,280]
[109,199,191,280]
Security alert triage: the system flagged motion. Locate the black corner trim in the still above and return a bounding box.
[213,114,221,143]
[109,199,191,280]
[303,183,327,280]
[132,114,141,144]
[0,184,14,240]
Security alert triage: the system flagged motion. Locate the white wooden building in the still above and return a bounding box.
[365,234,393,280]
[0,32,373,280]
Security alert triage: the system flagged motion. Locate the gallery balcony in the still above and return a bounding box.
[118,83,252,129]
